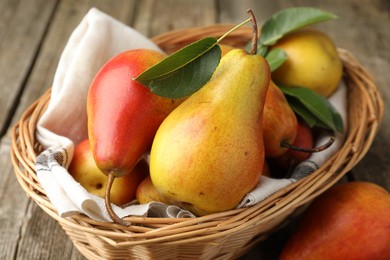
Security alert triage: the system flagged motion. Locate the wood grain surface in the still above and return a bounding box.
[1,0,389,259]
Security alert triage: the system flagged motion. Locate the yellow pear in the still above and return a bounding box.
[149,49,271,216]
[271,28,343,97]
[136,175,170,204]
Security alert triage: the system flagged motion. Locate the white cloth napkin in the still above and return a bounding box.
[35,8,348,221]
[35,8,195,220]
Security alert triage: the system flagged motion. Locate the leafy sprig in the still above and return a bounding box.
[248,7,337,72]
[245,7,342,132]
[136,37,221,98]
[135,7,343,133]
[135,18,252,98]
[280,86,343,133]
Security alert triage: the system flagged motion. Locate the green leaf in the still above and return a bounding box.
[287,97,333,130]
[135,37,221,98]
[280,86,343,133]
[265,48,288,72]
[285,97,318,128]
[329,102,344,132]
[260,7,338,46]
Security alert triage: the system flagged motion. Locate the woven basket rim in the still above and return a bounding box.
[10,24,384,250]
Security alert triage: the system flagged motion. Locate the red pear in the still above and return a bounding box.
[273,119,314,171]
[87,49,183,225]
[280,182,390,260]
[87,49,182,178]
[262,80,298,158]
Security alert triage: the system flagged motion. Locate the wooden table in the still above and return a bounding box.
[1,0,389,259]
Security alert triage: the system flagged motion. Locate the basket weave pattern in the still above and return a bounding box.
[11,25,383,259]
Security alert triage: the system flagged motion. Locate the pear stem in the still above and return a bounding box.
[247,9,258,55]
[216,18,251,44]
[105,172,131,226]
[281,136,335,153]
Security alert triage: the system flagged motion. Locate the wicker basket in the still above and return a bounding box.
[11,24,383,259]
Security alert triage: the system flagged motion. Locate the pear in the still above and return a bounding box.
[271,29,342,97]
[87,49,182,179]
[150,49,271,216]
[69,139,149,206]
[262,80,298,158]
[136,176,170,204]
[87,49,183,224]
[280,182,390,259]
[221,49,298,158]
[272,119,314,172]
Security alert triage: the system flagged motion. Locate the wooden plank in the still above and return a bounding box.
[9,0,138,128]
[133,0,217,37]
[3,1,389,260]
[15,201,81,260]
[12,202,67,259]
[0,0,58,137]
[5,1,139,259]
[0,0,57,258]
[0,138,32,260]
[217,0,281,24]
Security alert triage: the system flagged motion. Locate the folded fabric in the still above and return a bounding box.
[36,148,196,219]
[35,8,348,221]
[35,8,197,221]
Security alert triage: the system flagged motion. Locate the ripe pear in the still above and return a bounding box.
[271,29,343,97]
[150,49,271,216]
[87,49,182,178]
[273,119,314,171]
[69,139,149,206]
[280,182,390,260]
[262,80,298,157]
[221,47,298,158]
[136,175,169,204]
